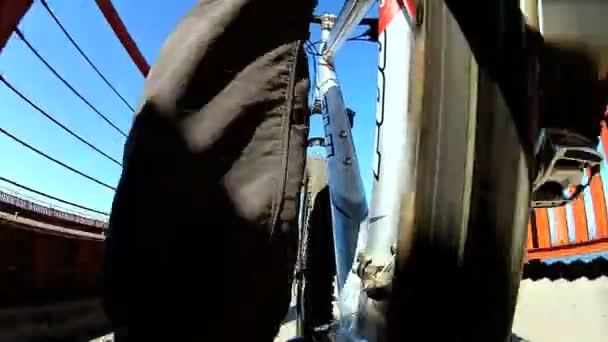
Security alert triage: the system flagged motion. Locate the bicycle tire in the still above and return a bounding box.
[385,2,531,341]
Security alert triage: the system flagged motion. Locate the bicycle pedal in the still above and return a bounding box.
[532,129,602,208]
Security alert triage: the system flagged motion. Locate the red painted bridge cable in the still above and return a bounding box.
[94,0,150,77]
[39,0,136,113]
[0,127,116,191]
[0,75,123,167]
[0,175,109,216]
[14,28,127,137]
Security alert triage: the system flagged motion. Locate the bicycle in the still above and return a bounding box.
[294,0,606,341]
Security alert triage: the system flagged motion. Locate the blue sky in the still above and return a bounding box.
[0,0,378,218]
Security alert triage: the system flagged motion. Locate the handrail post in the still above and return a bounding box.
[94,0,150,76]
[0,0,33,52]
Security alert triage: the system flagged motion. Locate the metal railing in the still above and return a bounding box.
[0,187,108,230]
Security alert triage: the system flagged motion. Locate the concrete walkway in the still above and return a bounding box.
[512,276,608,342]
[92,276,608,341]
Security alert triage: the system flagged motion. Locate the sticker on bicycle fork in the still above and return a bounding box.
[379,0,416,33]
[322,95,335,158]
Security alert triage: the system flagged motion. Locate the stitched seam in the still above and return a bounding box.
[270,41,301,237]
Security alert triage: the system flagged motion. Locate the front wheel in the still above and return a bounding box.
[386,2,531,340]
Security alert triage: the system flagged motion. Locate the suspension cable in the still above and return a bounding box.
[0,75,123,167]
[39,0,136,113]
[0,127,116,191]
[14,28,127,137]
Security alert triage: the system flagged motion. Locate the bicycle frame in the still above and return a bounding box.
[312,0,417,340]
[312,0,608,340]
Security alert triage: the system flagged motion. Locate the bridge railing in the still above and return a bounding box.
[0,187,108,230]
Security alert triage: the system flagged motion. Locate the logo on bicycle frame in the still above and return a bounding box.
[374,32,387,181]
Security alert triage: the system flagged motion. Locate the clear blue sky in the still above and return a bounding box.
[0,0,378,219]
